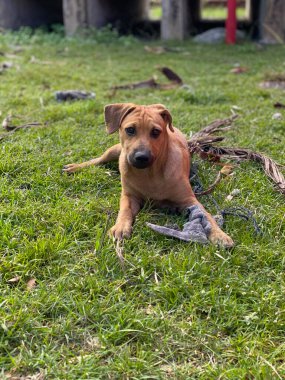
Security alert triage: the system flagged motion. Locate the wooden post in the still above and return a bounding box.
[62,0,87,36]
[161,0,189,40]
[259,0,285,43]
[63,0,149,35]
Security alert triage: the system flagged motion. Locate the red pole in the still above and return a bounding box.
[226,0,237,44]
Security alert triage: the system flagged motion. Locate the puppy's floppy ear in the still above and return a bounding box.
[104,103,136,134]
[150,104,174,132]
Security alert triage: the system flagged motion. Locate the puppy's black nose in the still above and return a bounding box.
[134,152,150,163]
[129,150,153,169]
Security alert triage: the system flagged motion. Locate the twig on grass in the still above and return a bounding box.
[190,114,238,140]
[111,77,159,91]
[194,171,222,196]
[188,114,285,195]
[0,61,13,74]
[115,240,126,271]
[110,66,183,96]
[207,148,285,195]
[1,116,46,141]
[157,66,183,85]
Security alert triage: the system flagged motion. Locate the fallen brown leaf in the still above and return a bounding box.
[144,45,166,54]
[144,46,183,54]
[115,240,125,271]
[0,114,46,141]
[230,66,248,74]
[221,164,234,176]
[2,115,13,129]
[110,66,183,94]
[30,55,53,65]
[7,276,20,284]
[158,66,183,85]
[4,371,44,380]
[274,102,285,108]
[2,61,13,69]
[260,81,285,90]
[272,112,282,120]
[27,278,37,291]
[189,123,285,195]
[0,61,13,74]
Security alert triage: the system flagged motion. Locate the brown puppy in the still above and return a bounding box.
[63,103,234,247]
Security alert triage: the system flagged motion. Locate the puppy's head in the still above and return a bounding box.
[104,103,174,169]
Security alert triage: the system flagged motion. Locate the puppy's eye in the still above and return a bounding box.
[125,127,136,136]
[151,128,161,138]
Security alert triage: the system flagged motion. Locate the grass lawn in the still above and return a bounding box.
[0,28,285,379]
[201,6,247,20]
[150,5,247,20]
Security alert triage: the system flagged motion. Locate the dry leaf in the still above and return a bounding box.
[4,372,44,380]
[272,112,282,120]
[273,102,285,108]
[2,61,13,69]
[7,276,20,284]
[230,66,248,74]
[144,304,155,315]
[144,46,183,54]
[144,45,166,54]
[221,164,234,176]
[2,115,12,129]
[111,66,183,93]
[260,81,285,90]
[30,56,53,65]
[160,364,174,374]
[27,278,36,290]
[0,116,45,140]
[4,53,21,60]
[115,240,125,270]
[226,189,241,201]
[231,105,242,111]
[85,336,101,350]
[188,114,285,195]
[158,66,183,85]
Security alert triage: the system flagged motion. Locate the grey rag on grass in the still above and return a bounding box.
[55,90,95,102]
[146,205,212,244]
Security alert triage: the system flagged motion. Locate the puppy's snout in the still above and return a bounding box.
[129,149,153,169]
[134,151,150,163]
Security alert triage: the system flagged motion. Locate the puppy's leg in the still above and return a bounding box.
[179,187,234,248]
[109,192,141,240]
[199,204,234,248]
[63,144,121,173]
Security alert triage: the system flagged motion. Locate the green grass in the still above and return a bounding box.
[0,28,285,379]
[150,5,162,20]
[201,6,247,20]
[150,5,247,20]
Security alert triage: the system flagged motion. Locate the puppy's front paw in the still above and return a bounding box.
[109,223,132,240]
[62,163,81,174]
[209,229,234,248]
